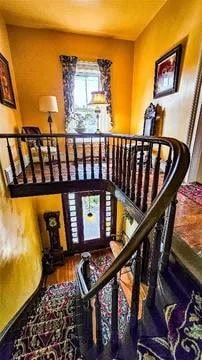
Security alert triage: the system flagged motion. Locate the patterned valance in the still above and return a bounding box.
[59,55,78,132]
[97,59,113,126]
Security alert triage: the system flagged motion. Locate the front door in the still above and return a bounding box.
[62,190,116,254]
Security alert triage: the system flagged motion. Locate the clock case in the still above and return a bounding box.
[44,211,65,266]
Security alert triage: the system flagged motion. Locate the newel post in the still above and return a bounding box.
[81,252,93,349]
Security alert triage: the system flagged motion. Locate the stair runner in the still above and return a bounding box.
[10,256,201,359]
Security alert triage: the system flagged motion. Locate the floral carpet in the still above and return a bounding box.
[178,182,202,206]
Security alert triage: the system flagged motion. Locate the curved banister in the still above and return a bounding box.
[79,139,189,301]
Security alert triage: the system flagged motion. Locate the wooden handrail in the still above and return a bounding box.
[78,140,189,301]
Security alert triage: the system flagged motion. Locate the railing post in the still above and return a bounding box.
[160,195,178,272]
[81,252,91,291]
[130,247,142,355]
[130,142,137,202]
[73,137,79,180]
[111,274,119,355]
[126,138,132,196]
[112,137,116,182]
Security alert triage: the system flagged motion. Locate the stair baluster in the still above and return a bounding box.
[111,274,119,355]
[56,137,63,181]
[95,293,103,354]
[65,137,71,181]
[130,246,142,353]
[47,137,54,182]
[6,138,18,184]
[73,137,79,180]
[26,139,37,183]
[17,137,27,184]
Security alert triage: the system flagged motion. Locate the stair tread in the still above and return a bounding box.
[21,315,76,337]
[12,339,84,360]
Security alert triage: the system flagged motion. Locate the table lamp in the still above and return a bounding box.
[88,91,107,133]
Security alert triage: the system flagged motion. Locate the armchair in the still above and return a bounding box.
[22,126,57,162]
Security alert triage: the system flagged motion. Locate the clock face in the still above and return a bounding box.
[49,217,57,228]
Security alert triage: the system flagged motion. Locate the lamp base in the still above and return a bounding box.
[95,129,101,134]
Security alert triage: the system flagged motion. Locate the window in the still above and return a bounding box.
[69,61,110,133]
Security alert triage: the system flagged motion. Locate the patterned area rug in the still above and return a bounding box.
[138,291,202,360]
[179,182,202,206]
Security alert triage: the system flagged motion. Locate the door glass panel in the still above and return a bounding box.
[82,195,100,241]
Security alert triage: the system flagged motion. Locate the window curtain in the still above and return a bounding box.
[97,59,113,127]
[59,55,78,132]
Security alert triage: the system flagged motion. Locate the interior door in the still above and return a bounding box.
[62,190,116,254]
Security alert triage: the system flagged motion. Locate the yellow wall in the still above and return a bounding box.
[131,0,202,142]
[7,27,134,134]
[0,14,42,331]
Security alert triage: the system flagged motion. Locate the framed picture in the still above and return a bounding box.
[153,45,182,98]
[0,53,16,108]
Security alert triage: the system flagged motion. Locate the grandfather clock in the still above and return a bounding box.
[44,211,65,266]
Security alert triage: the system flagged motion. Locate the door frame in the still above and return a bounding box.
[62,190,117,254]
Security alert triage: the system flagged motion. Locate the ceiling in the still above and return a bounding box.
[0,0,167,41]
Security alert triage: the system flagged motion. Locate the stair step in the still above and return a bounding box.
[13,326,79,355]
[20,315,76,337]
[12,339,84,360]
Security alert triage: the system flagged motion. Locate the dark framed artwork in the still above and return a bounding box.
[0,53,16,108]
[153,45,182,98]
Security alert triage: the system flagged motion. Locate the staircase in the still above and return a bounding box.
[8,255,201,359]
[1,133,201,358]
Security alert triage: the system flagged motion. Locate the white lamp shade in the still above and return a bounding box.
[88,91,107,106]
[39,96,58,113]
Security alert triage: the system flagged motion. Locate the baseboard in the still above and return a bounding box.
[0,275,44,359]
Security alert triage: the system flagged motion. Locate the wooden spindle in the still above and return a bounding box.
[122,138,127,192]
[6,138,18,184]
[65,137,71,181]
[73,137,79,180]
[130,142,137,201]
[56,137,63,181]
[142,143,152,212]
[160,195,177,272]
[136,141,144,208]
[130,247,142,351]
[37,141,45,183]
[82,139,87,180]
[151,144,161,201]
[126,138,132,196]
[99,137,102,179]
[115,138,119,184]
[83,300,93,349]
[106,137,110,180]
[111,275,119,355]
[147,217,164,306]
[90,138,94,179]
[26,140,37,183]
[47,137,54,182]
[118,138,123,188]
[164,147,172,182]
[95,293,103,354]
[112,137,116,182]
[17,138,27,184]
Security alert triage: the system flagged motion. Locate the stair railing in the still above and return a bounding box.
[76,138,189,356]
